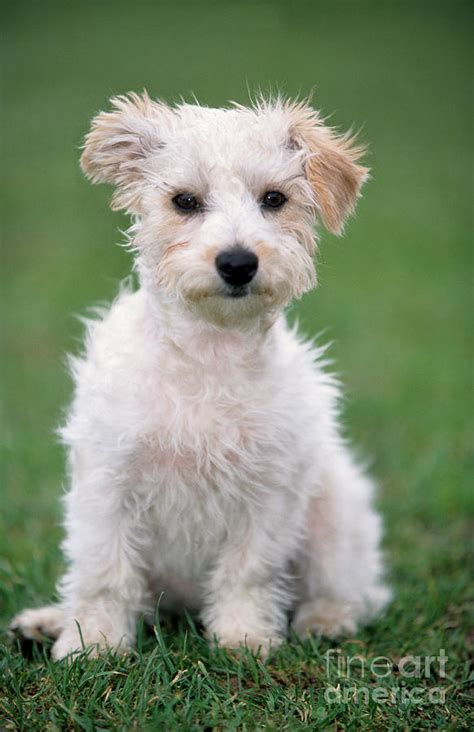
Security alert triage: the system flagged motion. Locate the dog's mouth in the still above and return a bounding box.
[224,284,250,299]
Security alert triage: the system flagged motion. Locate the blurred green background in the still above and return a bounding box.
[1,0,472,724]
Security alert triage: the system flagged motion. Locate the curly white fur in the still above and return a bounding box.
[11,94,390,659]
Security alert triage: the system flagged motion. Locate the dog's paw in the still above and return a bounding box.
[51,625,132,661]
[293,599,357,639]
[213,632,282,659]
[9,606,64,642]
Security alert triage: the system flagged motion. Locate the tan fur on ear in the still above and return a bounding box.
[80,91,167,212]
[287,101,369,235]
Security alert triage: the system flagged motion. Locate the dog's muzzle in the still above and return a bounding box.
[215,247,258,295]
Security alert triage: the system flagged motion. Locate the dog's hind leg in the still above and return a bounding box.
[293,448,390,639]
[10,605,64,641]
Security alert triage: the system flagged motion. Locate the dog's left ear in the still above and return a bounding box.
[287,101,369,235]
[81,91,168,212]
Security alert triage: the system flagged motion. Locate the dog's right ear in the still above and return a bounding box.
[80,92,168,212]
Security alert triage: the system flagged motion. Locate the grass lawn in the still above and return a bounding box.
[1,1,472,729]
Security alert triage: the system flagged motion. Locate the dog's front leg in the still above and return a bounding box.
[52,474,149,660]
[201,505,294,656]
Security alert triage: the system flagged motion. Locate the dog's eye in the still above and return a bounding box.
[261,191,287,209]
[172,193,201,212]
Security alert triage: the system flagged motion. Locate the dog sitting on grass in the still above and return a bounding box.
[11,93,390,659]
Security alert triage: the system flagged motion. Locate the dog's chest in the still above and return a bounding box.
[138,362,282,488]
[114,325,316,561]
[132,365,289,577]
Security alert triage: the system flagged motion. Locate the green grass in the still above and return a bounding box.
[1,0,472,729]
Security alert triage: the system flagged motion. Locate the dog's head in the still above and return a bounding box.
[81,93,368,326]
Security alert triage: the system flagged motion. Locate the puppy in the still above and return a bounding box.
[11,93,390,659]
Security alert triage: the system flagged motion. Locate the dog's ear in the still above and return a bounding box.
[80,92,167,212]
[287,101,369,235]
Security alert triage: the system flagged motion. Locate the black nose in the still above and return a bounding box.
[215,248,259,287]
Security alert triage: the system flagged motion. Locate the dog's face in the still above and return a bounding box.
[81,94,368,326]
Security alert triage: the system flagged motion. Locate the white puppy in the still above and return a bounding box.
[11,93,390,659]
